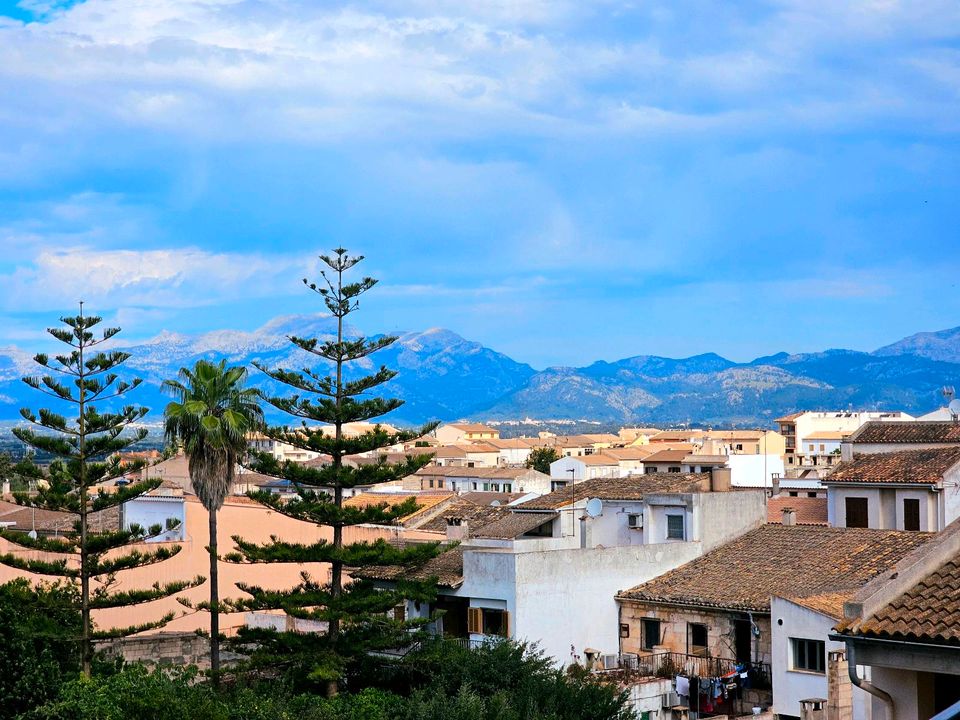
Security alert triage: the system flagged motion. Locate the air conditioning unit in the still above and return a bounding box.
[601,653,619,670]
[628,513,643,529]
[662,691,681,708]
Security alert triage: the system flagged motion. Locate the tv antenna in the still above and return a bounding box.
[949,398,960,423]
[943,386,956,404]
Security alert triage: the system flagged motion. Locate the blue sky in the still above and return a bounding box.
[0,0,958,369]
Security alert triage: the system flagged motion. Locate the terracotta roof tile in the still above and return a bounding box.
[786,590,854,620]
[359,546,465,588]
[411,498,508,534]
[0,500,119,534]
[516,473,708,510]
[849,421,960,445]
[342,492,453,522]
[618,524,934,612]
[824,447,960,485]
[472,511,557,539]
[842,555,960,645]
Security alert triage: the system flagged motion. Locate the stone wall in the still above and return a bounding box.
[95,632,212,668]
[620,601,772,666]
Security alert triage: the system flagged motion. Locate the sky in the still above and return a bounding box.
[0,0,958,369]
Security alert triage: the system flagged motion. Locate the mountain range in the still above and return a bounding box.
[1,315,959,426]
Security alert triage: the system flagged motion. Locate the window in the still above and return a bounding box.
[845,497,869,528]
[428,479,435,488]
[490,483,500,492]
[468,607,510,637]
[789,491,799,497]
[790,638,825,673]
[472,482,478,490]
[735,443,743,451]
[666,514,685,540]
[503,484,512,492]
[904,498,921,531]
[688,623,708,655]
[641,618,661,650]
[809,444,814,452]
[819,444,825,452]
[807,492,817,498]
[551,480,568,491]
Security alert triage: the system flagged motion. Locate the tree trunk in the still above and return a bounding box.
[80,499,91,677]
[209,508,220,687]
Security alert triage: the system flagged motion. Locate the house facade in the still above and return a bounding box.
[434,423,500,445]
[823,446,960,531]
[615,524,933,711]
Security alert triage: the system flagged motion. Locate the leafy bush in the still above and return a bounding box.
[387,640,634,720]
[23,664,400,720]
[0,578,80,716]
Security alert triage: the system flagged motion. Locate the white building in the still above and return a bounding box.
[770,594,871,719]
[777,411,914,472]
[549,454,622,484]
[823,446,960,532]
[121,486,186,542]
[370,470,767,666]
[412,466,552,496]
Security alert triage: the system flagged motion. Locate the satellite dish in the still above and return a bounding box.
[584,497,603,518]
[490,500,501,507]
[28,530,37,540]
[949,399,960,417]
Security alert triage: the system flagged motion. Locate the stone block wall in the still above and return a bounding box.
[95,632,212,668]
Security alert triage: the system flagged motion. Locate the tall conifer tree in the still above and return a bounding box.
[0,305,200,675]
[228,248,443,693]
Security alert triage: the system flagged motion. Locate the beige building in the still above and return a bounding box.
[777,411,914,474]
[435,423,500,445]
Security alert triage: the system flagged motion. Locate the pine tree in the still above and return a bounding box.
[228,248,443,694]
[0,305,201,675]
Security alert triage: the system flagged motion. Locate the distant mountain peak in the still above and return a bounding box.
[1,319,959,425]
[874,325,960,364]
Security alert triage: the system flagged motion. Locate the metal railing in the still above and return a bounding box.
[618,651,771,690]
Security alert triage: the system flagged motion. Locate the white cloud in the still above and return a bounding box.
[0,0,955,150]
[0,245,319,311]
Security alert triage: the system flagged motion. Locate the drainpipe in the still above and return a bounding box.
[844,641,894,718]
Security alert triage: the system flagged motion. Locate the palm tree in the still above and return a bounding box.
[163,359,263,686]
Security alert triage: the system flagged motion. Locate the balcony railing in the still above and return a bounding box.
[613,651,771,691]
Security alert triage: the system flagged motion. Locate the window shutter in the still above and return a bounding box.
[393,604,406,622]
[468,607,483,634]
[503,610,511,637]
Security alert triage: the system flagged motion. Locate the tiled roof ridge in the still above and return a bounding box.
[617,524,934,612]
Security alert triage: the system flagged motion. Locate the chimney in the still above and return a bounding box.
[771,474,781,497]
[1,481,9,496]
[710,466,731,492]
[445,517,469,541]
[782,507,797,526]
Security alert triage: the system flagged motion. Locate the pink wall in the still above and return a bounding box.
[0,495,437,635]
